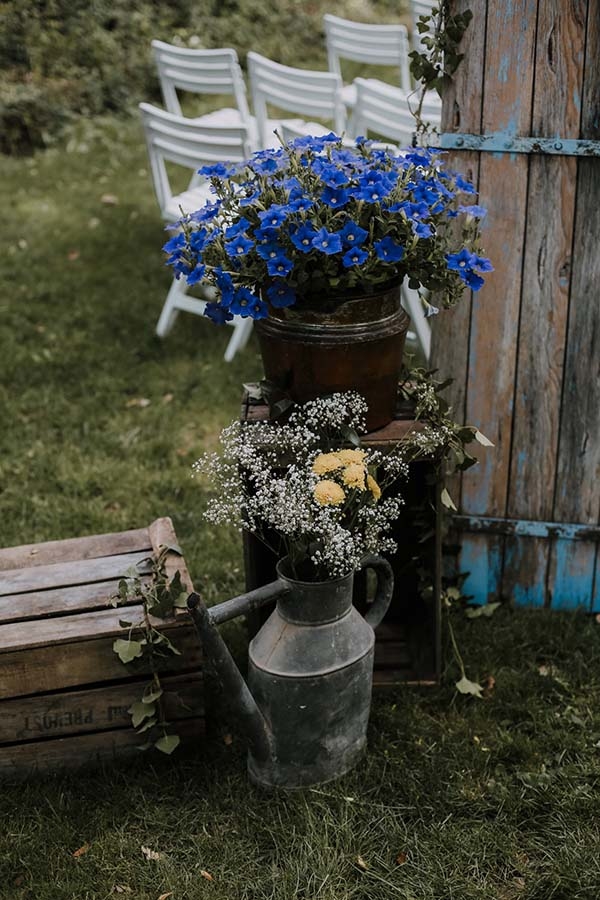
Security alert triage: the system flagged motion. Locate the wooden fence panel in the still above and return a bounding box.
[433,0,599,610]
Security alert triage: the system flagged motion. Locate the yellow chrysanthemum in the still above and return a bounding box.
[313,479,346,506]
[312,452,343,475]
[342,463,367,490]
[337,448,367,465]
[367,474,381,500]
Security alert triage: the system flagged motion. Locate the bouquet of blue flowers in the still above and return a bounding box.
[163,133,493,324]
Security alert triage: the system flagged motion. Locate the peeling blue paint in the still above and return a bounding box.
[550,540,594,610]
[498,54,510,84]
[460,535,503,605]
[573,89,581,113]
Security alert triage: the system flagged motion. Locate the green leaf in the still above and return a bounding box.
[440,487,457,511]
[474,430,494,447]
[142,686,163,704]
[129,700,155,728]
[465,602,501,619]
[456,675,484,698]
[173,592,188,609]
[136,716,158,734]
[155,733,181,755]
[113,638,144,665]
[118,619,132,629]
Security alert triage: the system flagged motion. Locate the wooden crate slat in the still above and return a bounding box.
[148,517,193,593]
[0,577,152,626]
[0,551,153,597]
[0,627,202,699]
[0,527,151,571]
[0,717,205,776]
[0,672,204,745]
[0,604,193,653]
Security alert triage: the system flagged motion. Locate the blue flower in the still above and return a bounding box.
[374,237,404,263]
[412,221,434,239]
[198,162,234,178]
[256,241,286,262]
[162,233,186,255]
[258,205,290,228]
[187,263,206,285]
[249,298,270,319]
[339,221,368,247]
[266,282,297,308]
[321,185,350,208]
[464,270,485,291]
[342,247,369,267]
[230,287,260,316]
[225,217,251,238]
[317,164,349,188]
[445,249,492,291]
[266,253,293,277]
[290,223,318,253]
[214,267,235,306]
[189,228,209,252]
[204,302,234,324]
[354,172,395,203]
[445,248,478,273]
[311,227,343,255]
[454,173,477,194]
[459,204,487,218]
[191,202,220,223]
[473,254,494,272]
[225,233,255,258]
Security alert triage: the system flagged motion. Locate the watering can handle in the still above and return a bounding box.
[358,554,394,629]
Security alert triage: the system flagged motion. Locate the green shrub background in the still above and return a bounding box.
[0,0,406,154]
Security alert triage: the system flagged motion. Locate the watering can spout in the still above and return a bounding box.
[187,583,289,762]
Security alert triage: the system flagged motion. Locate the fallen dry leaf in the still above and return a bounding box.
[13,875,24,886]
[101,193,119,205]
[223,733,233,746]
[200,870,214,881]
[126,397,151,408]
[141,845,162,861]
[356,856,368,870]
[485,675,496,692]
[67,250,80,262]
[72,842,90,858]
[162,393,174,404]
[112,886,132,895]
[158,893,173,900]
[396,851,408,866]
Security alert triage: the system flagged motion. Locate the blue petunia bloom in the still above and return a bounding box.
[225,217,251,238]
[187,263,206,285]
[355,172,395,203]
[311,227,343,255]
[239,189,261,207]
[453,173,477,194]
[230,287,260,316]
[266,282,297,308]
[342,247,369,267]
[191,202,220,223]
[472,254,494,272]
[162,233,186,254]
[317,164,349,188]
[249,298,270,319]
[189,228,209,252]
[198,162,234,178]
[266,253,293,277]
[374,236,405,263]
[464,270,485,291]
[445,248,478,273]
[412,221,434,239]
[321,185,350,208]
[290,223,318,253]
[204,301,234,324]
[256,241,286,262]
[214,267,235,306]
[339,221,368,247]
[253,225,280,242]
[225,233,255,258]
[288,196,314,212]
[459,204,487,218]
[258,205,290,228]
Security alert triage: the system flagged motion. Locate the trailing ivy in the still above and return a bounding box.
[111,545,189,754]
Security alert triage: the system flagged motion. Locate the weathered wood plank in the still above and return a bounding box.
[0,551,152,597]
[548,539,597,611]
[460,533,504,605]
[148,517,193,595]
[0,527,151,571]
[0,672,203,744]
[0,628,202,698]
[0,577,152,625]
[0,604,190,652]
[0,717,205,776]
[502,536,548,607]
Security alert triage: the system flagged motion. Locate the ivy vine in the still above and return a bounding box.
[111,545,189,754]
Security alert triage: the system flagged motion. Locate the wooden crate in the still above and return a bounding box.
[0,517,204,775]
[241,393,442,686]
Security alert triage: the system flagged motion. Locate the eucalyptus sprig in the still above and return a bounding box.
[111,545,189,755]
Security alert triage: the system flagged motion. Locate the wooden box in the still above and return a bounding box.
[241,393,442,686]
[0,517,204,775]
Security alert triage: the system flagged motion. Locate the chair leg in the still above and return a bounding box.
[224,317,254,362]
[156,277,186,338]
[401,281,431,361]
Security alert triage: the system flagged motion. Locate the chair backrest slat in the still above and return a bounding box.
[323,14,411,93]
[140,102,250,220]
[152,40,251,123]
[247,51,345,148]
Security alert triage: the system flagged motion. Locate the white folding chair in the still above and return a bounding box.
[151,41,258,150]
[351,78,436,359]
[139,102,254,360]
[246,51,346,150]
[323,13,411,114]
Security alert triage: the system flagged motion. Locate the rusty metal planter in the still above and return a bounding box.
[255,282,410,431]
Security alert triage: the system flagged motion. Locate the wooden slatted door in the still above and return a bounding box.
[431,1,600,609]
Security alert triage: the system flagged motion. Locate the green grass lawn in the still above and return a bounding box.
[2,117,600,899]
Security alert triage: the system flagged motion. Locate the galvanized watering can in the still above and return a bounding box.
[187,554,393,789]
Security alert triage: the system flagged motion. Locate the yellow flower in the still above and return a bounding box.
[342,463,367,490]
[312,452,343,475]
[367,474,381,500]
[337,448,367,465]
[313,479,346,506]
